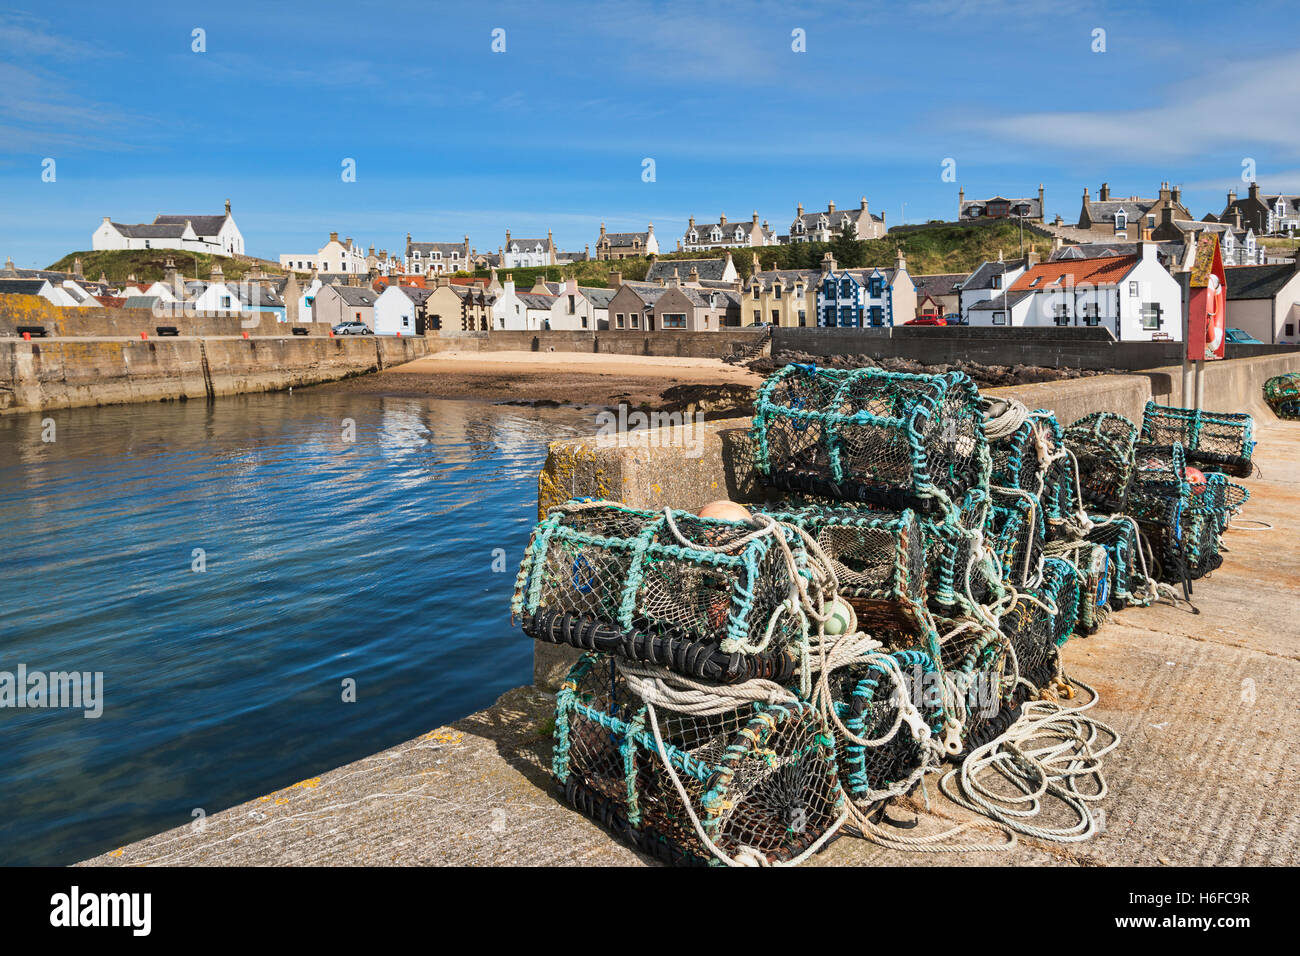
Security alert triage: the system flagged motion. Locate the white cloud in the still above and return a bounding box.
[968,49,1300,161]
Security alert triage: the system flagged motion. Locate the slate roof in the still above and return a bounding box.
[618,281,673,305]
[600,232,649,245]
[1083,199,1154,224]
[408,241,464,256]
[578,286,617,308]
[646,258,729,282]
[968,290,1036,311]
[1224,264,1300,300]
[393,285,435,305]
[124,295,162,309]
[154,213,229,236]
[328,285,377,307]
[0,278,50,295]
[964,258,1029,290]
[750,269,818,291]
[517,292,557,310]
[111,222,190,238]
[960,196,1043,219]
[909,272,968,298]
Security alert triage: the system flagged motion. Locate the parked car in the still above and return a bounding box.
[904,316,947,326]
[1225,328,1263,344]
[332,321,373,336]
[943,313,965,325]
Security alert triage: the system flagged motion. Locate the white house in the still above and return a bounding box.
[491,275,558,330]
[373,284,432,335]
[93,200,244,254]
[958,256,1032,322]
[279,233,373,275]
[529,277,594,331]
[682,213,775,252]
[404,235,471,275]
[0,277,77,307]
[502,230,556,269]
[967,243,1182,341]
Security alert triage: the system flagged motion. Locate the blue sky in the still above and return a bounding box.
[3,0,1300,268]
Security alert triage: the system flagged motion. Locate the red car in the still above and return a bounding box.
[904,315,947,326]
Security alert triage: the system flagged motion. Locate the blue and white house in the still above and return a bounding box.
[813,253,914,328]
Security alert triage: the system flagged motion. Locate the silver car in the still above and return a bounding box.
[332,321,373,335]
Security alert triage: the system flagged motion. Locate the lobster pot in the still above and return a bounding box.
[1127,445,1223,582]
[933,615,1014,754]
[751,365,989,514]
[1085,517,1151,609]
[554,655,845,867]
[1040,557,1081,646]
[828,648,942,807]
[515,501,808,684]
[1064,412,1139,513]
[987,492,1045,590]
[1264,373,1300,420]
[1140,401,1255,478]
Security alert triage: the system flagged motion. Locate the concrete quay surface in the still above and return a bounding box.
[82,412,1300,867]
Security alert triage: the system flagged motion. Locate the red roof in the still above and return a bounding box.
[1009,255,1138,292]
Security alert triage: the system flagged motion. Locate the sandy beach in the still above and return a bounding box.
[317,349,764,414]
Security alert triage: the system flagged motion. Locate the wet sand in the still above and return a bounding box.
[317,350,764,413]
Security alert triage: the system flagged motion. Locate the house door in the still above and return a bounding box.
[415,313,426,335]
[647,312,655,331]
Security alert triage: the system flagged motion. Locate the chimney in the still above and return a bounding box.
[209,263,224,281]
[688,266,700,284]
[1083,186,1090,204]
[608,270,622,288]
[1227,189,1237,206]
[329,231,339,243]
[505,229,511,245]
[688,216,695,230]
[828,200,836,214]
[861,196,868,212]
[2,256,14,274]
[1171,185,1181,205]
[1025,250,1040,267]
[284,271,301,323]
[1052,236,1063,252]
[1099,183,1110,201]
[102,216,111,224]
[821,252,837,274]
[647,223,654,236]
[895,247,907,272]
[1038,183,1044,214]
[1138,240,1157,262]
[797,203,804,217]
[73,257,84,277]
[435,275,450,288]
[1248,181,1260,201]
[752,211,760,228]
[719,212,727,227]
[1158,182,1171,202]
[752,251,760,275]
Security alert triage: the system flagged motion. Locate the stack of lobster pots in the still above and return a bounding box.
[510,364,1254,866]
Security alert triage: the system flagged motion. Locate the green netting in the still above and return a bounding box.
[1264,373,1300,420]
[750,364,990,514]
[1064,411,1139,514]
[1140,400,1255,478]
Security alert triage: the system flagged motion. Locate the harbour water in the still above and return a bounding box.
[0,392,592,865]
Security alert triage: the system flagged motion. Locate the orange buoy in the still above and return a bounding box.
[1185,466,1207,494]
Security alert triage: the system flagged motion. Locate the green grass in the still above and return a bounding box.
[46,249,284,284]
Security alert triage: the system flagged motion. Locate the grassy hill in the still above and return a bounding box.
[455,220,1054,287]
[46,249,284,284]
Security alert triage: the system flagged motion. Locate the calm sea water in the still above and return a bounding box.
[0,392,592,866]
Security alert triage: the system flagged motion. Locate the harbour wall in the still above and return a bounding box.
[0,333,427,413]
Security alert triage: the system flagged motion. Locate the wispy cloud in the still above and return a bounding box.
[966,50,1300,162]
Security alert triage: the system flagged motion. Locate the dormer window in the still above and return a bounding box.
[1115,210,1127,229]
[688,231,698,243]
[735,228,744,241]
[1029,276,1041,287]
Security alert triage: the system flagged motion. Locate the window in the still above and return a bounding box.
[771,310,779,324]
[774,286,781,300]
[615,313,624,328]
[1129,281,1139,297]
[868,306,884,327]
[1029,276,1041,287]
[1286,323,1294,337]
[1147,215,1155,228]
[1053,304,1071,326]
[662,313,686,329]
[868,278,883,297]
[992,311,1006,325]
[1140,303,1163,329]
[752,286,761,299]
[568,295,575,314]
[1082,303,1101,326]
[991,275,1002,289]
[798,310,807,326]
[630,314,640,329]
[1115,210,1127,229]
[753,310,761,323]
[221,296,232,309]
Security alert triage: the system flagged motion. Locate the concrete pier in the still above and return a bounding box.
[79,351,1300,866]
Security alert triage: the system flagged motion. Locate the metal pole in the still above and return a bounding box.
[1194,359,1205,411]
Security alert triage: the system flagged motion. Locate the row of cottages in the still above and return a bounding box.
[606,275,742,331]
[1216,182,1300,236]
[371,277,497,335]
[738,251,916,328]
[0,276,107,307]
[964,243,1182,341]
[280,233,398,276]
[1223,257,1300,345]
[595,223,659,260]
[1076,182,1192,239]
[786,198,887,243]
[92,199,245,255]
[958,186,1046,224]
[491,276,598,331]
